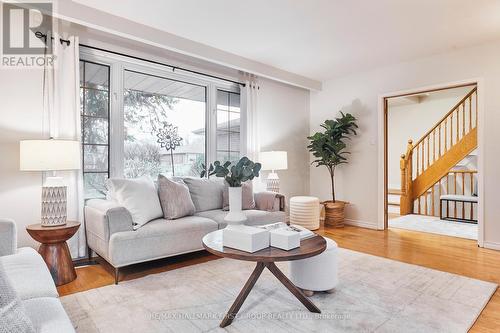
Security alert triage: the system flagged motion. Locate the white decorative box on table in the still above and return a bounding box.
[222,226,270,253]
[270,228,300,250]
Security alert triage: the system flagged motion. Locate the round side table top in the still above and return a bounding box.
[203,229,326,263]
[26,221,80,244]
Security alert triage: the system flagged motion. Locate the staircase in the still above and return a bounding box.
[399,87,477,218]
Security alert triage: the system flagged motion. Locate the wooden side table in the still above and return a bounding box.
[26,221,80,286]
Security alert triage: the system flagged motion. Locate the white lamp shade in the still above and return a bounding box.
[20,139,81,171]
[259,151,288,171]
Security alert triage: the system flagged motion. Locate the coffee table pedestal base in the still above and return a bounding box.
[220,262,320,328]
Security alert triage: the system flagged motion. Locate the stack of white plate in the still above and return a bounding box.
[289,196,320,230]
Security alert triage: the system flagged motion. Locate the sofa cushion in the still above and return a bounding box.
[182,177,225,212]
[194,209,286,229]
[0,262,35,333]
[108,216,218,267]
[106,176,163,229]
[158,175,195,219]
[0,247,58,301]
[23,297,75,333]
[222,181,256,210]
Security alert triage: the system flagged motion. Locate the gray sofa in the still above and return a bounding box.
[85,177,285,284]
[0,218,75,333]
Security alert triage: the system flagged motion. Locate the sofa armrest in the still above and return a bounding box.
[0,218,16,256]
[254,192,286,212]
[85,199,134,242]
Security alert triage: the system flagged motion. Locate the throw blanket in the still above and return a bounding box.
[255,191,278,211]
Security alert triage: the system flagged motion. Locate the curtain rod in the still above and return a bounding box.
[35,31,70,46]
[80,44,246,87]
[35,31,245,86]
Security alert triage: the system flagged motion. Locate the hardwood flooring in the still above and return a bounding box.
[58,225,500,332]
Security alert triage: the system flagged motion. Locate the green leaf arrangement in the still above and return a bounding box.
[201,156,262,187]
[307,111,358,202]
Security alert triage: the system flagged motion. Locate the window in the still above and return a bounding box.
[79,60,110,199]
[216,90,241,162]
[79,48,243,196]
[123,70,206,178]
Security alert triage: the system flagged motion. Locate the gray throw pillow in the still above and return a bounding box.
[182,177,225,212]
[0,263,35,333]
[158,175,196,219]
[223,181,256,210]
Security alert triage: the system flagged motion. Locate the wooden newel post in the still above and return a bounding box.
[400,140,414,215]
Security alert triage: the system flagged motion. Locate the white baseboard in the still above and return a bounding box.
[344,219,379,230]
[484,241,500,251]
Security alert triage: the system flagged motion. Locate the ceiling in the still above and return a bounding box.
[72,0,500,82]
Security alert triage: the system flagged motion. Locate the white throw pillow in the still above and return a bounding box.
[106,176,163,229]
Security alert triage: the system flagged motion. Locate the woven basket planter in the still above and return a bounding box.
[322,200,347,228]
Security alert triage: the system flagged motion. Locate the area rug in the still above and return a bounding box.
[389,214,477,240]
[61,248,496,333]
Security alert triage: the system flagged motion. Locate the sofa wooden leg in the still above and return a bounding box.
[114,267,120,285]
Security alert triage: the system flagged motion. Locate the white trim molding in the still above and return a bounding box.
[344,219,379,230]
[484,242,500,251]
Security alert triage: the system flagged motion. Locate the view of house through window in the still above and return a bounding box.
[123,70,207,178]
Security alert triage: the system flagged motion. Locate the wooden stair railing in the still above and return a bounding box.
[399,87,477,216]
[415,169,477,219]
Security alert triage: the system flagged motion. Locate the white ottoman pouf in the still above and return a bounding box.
[289,237,338,296]
[290,196,320,230]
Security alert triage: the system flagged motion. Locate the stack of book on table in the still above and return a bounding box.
[222,222,315,253]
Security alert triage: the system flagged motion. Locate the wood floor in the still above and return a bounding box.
[59,225,500,332]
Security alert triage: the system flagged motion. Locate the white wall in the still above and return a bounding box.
[0,67,45,248]
[257,78,310,199]
[310,39,500,249]
[387,86,472,189]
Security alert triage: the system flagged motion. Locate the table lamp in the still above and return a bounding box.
[20,139,81,226]
[259,151,288,193]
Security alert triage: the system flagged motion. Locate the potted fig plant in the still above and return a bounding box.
[202,157,261,225]
[308,112,358,227]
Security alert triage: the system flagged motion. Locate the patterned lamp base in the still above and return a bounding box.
[266,172,280,193]
[41,186,67,226]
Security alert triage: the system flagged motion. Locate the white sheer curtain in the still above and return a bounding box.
[44,33,85,258]
[242,76,260,161]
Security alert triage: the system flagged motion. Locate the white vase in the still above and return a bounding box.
[224,186,247,226]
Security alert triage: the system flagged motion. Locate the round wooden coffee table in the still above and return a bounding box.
[202,229,326,327]
[26,221,80,286]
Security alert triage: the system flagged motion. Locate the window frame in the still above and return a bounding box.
[79,47,244,182]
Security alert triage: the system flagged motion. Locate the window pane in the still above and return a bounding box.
[216,90,241,159]
[216,151,230,163]
[80,60,110,200]
[217,90,229,111]
[84,173,108,199]
[84,62,109,90]
[82,117,108,144]
[229,132,240,151]
[83,89,108,117]
[229,93,240,112]
[123,70,206,178]
[216,131,229,151]
[83,145,108,172]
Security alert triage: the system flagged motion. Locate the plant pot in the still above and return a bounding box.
[322,200,347,228]
[224,187,247,226]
